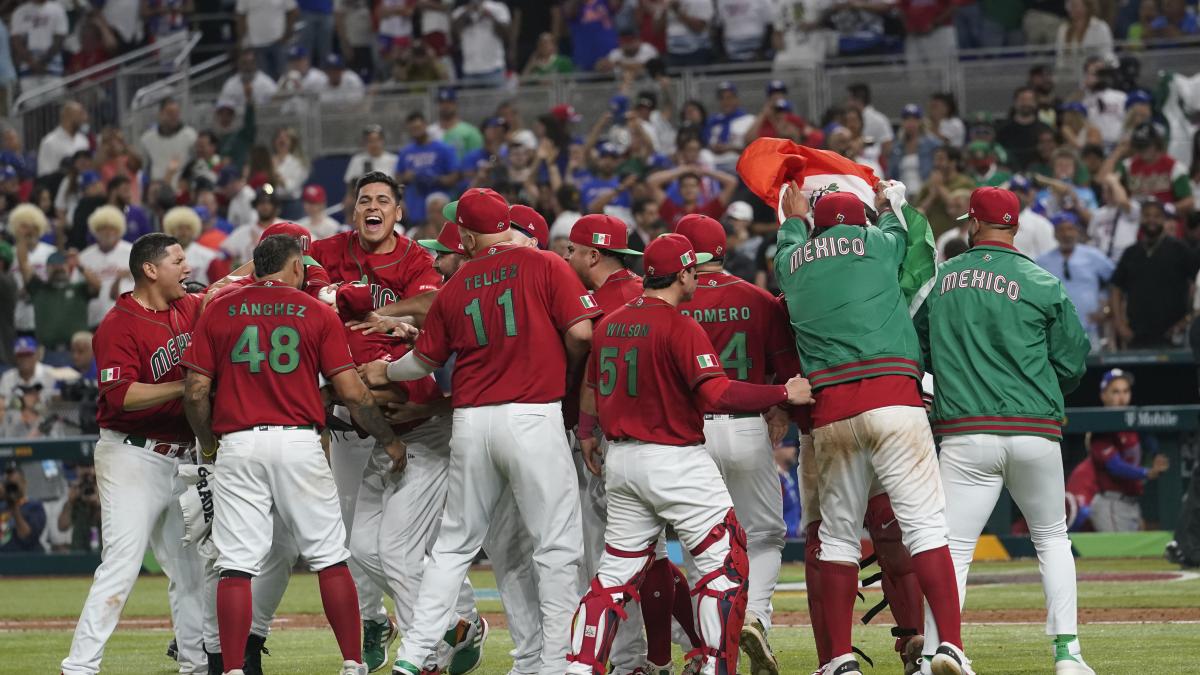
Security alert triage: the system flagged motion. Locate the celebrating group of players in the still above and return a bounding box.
[59,163,1096,675]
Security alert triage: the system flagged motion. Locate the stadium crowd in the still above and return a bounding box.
[2,1,1200,556]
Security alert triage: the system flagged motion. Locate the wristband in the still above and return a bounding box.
[578,411,599,441]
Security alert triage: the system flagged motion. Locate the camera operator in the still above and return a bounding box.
[58,465,102,552]
[0,465,47,553]
[1,383,65,438]
[54,331,100,434]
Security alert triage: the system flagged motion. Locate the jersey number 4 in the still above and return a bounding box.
[231,325,301,374]
[719,331,750,381]
[464,289,517,346]
[597,347,639,397]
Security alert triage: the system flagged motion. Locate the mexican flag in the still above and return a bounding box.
[99,367,120,383]
[696,354,719,368]
[736,138,880,221]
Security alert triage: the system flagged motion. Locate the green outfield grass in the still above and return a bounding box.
[4,558,1197,674]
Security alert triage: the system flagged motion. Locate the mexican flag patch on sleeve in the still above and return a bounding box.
[696,354,718,368]
[100,367,120,383]
[580,295,598,309]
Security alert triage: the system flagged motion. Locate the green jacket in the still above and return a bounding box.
[774,208,924,390]
[914,242,1090,440]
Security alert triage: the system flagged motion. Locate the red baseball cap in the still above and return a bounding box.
[570,214,642,255]
[509,205,550,250]
[812,192,867,228]
[643,233,712,277]
[259,220,313,253]
[959,186,1021,227]
[418,221,465,256]
[550,104,582,123]
[335,283,374,319]
[454,188,510,234]
[301,184,326,204]
[674,214,726,259]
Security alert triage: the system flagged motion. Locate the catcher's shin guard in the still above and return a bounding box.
[864,493,923,666]
[805,520,832,666]
[567,545,655,674]
[688,509,749,675]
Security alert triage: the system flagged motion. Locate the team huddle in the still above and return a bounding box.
[60,164,1094,675]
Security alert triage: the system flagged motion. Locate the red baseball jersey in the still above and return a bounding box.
[589,296,727,445]
[207,259,333,306]
[345,326,442,434]
[679,271,793,388]
[1090,431,1145,496]
[182,282,355,434]
[95,292,205,441]
[564,267,643,428]
[309,231,442,308]
[414,243,599,407]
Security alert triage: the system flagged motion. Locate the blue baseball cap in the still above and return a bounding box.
[901,103,922,118]
[482,116,508,130]
[287,44,308,61]
[217,164,241,188]
[717,81,737,94]
[80,170,102,188]
[437,86,457,102]
[772,99,793,112]
[609,94,629,113]
[1100,368,1134,392]
[1060,101,1087,115]
[193,204,211,221]
[1125,89,1152,108]
[0,164,17,181]
[1010,173,1032,191]
[766,79,787,95]
[13,336,38,354]
[323,52,344,69]
[597,141,622,158]
[1051,211,1080,228]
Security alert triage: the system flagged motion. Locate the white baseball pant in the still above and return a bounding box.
[349,417,478,632]
[923,434,1078,647]
[1090,491,1142,532]
[62,432,207,675]
[813,406,948,564]
[330,425,390,625]
[482,489,543,674]
[395,402,584,674]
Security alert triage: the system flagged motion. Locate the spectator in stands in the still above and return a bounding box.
[57,464,101,553]
[64,329,96,387]
[523,31,575,76]
[625,195,667,253]
[276,45,328,99]
[0,244,15,366]
[180,131,223,189]
[1036,149,1097,223]
[898,0,955,66]
[1111,198,1199,348]
[218,164,255,228]
[566,0,621,72]
[105,176,151,242]
[706,81,753,172]
[35,101,88,178]
[955,0,1024,48]
[194,201,232,254]
[1056,0,1115,66]
[1113,124,1195,217]
[342,124,397,215]
[1089,369,1170,531]
[963,140,1011,189]
[917,145,974,238]
[333,0,377,80]
[1036,211,1115,347]
[840,107,883,176]
[630,89,679,156]
[888,103,941,195]
[236,0,297,80]
[827,1,891,56]
[0,16,17,108]
[1079,57,1127,149]
[775,438,800,538]
[211,97,256,171]
[219,50,279,112]
[549,183,584,243]
[1008,173,1057,260]
[665,0,715,67]
[312,52,365,104]
[459,116,508,189]
[10,0,69,100]
[67,11,118,76]
[579,141,634,214]
[56,165,101,239]
[378,0,416,61]
[716,0,772,62]
[771,0,835,68]
[933,188,972,260]
[162,206,221,285]
[845,82,893,159]
[0,465,46,553]
[1058,101,1103,151]
[748,80,822,147]
[223,184,279,266]
[295,0,335,65]
[1090,172,1142,263]
[77,205,132,329]
[271,127,308,202]
[595,27,659,77]
[1122,90,1158,140]
[96,127,138,195]
[1148,0,1200,39]
[1024,0,1067,45]
[996,87,1054,172]
[397,112,459,225]
[429,87,483,162]
[452,0,511,86]
[17,247,96,351]
[1027,64,1061,127]
[647,164,737,227]
[143,0,192,45]
[7,204,53,338]
[96,0,143,50]
[139,98,196,184]
[0,337,55,408]
[1126,0,1161,47]
[298,184,341,239]
[928,92,965,148]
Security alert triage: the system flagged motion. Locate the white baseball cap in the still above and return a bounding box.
[725,201,753,222]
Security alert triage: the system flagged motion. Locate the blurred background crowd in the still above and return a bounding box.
[1,0,1200,555]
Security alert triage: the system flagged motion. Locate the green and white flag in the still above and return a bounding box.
[697,354,719,368]
[100,367,120,383]
[889,199,937,317]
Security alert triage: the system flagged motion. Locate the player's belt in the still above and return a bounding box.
[249,424,318,432]
[703,413,761,420]
[121,434,194,459]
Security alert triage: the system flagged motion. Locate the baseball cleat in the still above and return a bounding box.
[680,653,705,675]
[902,635,925,674]
[1054,636,1095,674]
[391,660,420,675]
[930,642,975,675]
[244,633,268,675]
[446,615,489,674]
[226,671,246,675]
[822,653,863,675]
[363,618,398,673]
[167,638,179,661]
[340,661,369,675]
[633,662,674,675]
[740,617,780,675]
[205,648,224,675]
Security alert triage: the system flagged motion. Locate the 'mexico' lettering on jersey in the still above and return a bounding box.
[939,268,1021,301]
[226,302,309,318]
[150,333,193,382]
[788,236,867,273]
[465,264,519,290]
[680,306,752,323]
[605,322,652,338]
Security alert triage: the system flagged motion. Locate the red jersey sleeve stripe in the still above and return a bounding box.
[807,356,921,378]
[180,360,213,377]
[325,362,356,378]
[689,371,723,389]
[563,308,602,329]
[414,349,444,369]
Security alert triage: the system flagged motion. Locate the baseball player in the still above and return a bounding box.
[774,186,968,675]
[565,233,812,675]
[914,187,1093,674]
[359,187,595,674]
[309,172,445,670]
[181,234,406,675]
[62,233,208,675]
